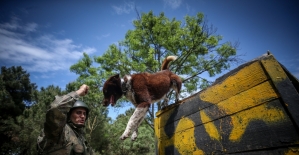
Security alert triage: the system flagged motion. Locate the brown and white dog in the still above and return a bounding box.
[102,56,182,140]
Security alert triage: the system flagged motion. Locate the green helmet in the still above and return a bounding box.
[69,100,89,120]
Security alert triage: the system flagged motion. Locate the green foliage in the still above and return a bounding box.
[72,10,240,112]
[0,10,242,155]
[0,66,37,119]
[70,10,241,154]
[6,85,62,154]
[0,66,38,154]
[94,11,239,101]
[102,108,155,155]
[63,72,111,154]
[84,11,241,118]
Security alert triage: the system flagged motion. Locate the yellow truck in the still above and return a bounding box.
[155,53,299,155]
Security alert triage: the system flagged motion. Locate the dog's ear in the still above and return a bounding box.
[112,74,119,78]
[110,74,120,82]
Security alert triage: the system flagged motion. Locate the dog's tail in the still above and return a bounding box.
[161,55,177,70]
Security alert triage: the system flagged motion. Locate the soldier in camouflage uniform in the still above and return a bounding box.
[37,84,94,155]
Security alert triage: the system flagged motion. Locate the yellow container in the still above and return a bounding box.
[155,53,299,155]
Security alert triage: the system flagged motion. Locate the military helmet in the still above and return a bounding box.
[69,100,89,120]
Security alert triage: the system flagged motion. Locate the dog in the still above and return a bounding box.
[102,56,182,141]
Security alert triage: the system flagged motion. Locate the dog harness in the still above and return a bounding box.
[121,75,137,105]
[121,75,131,94]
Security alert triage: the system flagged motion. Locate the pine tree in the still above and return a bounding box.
[70,11,243,154]
[0,66,37,154]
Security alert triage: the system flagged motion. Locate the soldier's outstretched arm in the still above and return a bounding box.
[43,84,89,140]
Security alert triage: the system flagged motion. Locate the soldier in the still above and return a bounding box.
[37,84,94,155]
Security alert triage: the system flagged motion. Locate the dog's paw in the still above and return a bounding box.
[119,129,131,140]
[131,131,138,141]
[119,134,129,140]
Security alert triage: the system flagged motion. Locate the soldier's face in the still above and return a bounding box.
[70,108,87,125]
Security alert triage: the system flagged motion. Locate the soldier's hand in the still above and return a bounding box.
[76,84,89,96]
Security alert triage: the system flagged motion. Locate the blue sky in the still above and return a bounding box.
[1,0,298,119]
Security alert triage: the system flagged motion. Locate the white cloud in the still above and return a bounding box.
[0,17,20,30]
[96,33,111,40]
[185,3,191,12]
[112,1,135,15]
[0,17,96,73]
[24,23,38,32]
[164,0,182,9]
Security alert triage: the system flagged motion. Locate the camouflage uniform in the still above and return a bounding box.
[37,91,93,155]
